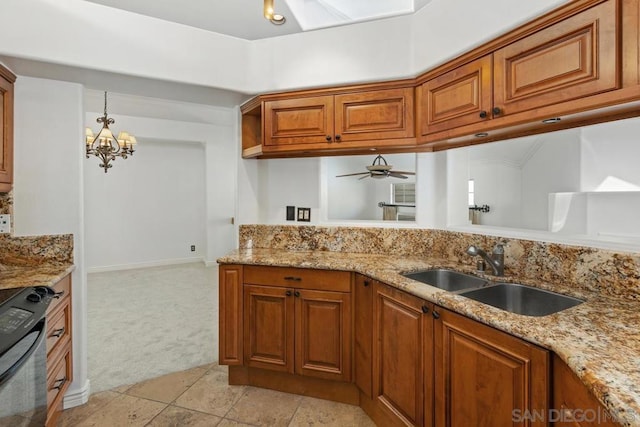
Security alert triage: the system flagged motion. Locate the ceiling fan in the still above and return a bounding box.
[336,155,415,180]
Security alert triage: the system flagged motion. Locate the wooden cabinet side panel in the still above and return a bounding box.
[0,75,13,188]
[373,283,425,427]
[622,0,640,87]
[552,354,619,427]
[264,96,334,146]
[419,54,493,136]
[335,88,415,141]
[494,0,620,116]
[219,265,244,365]
[295,289,352,382]
[354,275,373,398]
[243,284,295,373]
[435,308,549,427]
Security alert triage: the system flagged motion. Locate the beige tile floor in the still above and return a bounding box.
[59,364,376,427]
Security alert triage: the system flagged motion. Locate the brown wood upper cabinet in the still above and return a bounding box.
[264,88,414,148]
[433,307,549,427]
[242,266,352,382]
[0,64,16,192]
[418,0,620,140]
[243,85,416,157]
[418,55,493,135]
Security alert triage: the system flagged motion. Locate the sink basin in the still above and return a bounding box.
[402,269,489,292]
[459,283,584,316]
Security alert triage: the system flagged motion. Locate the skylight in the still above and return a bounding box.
[285,0,429,31]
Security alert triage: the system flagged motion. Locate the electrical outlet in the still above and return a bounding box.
[190,245,196,252]
[0,214,10,234]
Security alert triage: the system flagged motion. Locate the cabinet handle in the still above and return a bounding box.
[492,107,502,116]
[335,134,341,141]
[294,291,301,297]
[52,377,67,391]
[432,310,440,319]
[53,290,65,299]
[285,290,292,297]
[326,135,332,142]
[421,305,429,314]
[479,110,488,119]
[51,327,65,338]
[363,280,370,287]
[284,276,302,282]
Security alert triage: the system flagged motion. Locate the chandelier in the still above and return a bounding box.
[85,92,137,173]
[264,0,286,25]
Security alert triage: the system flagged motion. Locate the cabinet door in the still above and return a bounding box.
[493,0,619,117]
[219,265,243,365]
[295,289,351,382]
[418,55,493,136]
[354,275,373,398]
[243,284,295,373]
[373,282,432,427]
[434,308,549,427]
[264,95,334,146]
[0,73,13,189]
[334,88,415,142]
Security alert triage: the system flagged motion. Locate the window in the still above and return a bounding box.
[392,183,415,204]
[468,179,475,206]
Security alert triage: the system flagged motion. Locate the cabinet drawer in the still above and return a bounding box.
[46,301,71,357]
[47,348,72,410]
[47,274,71,315]
[244,266,351,292]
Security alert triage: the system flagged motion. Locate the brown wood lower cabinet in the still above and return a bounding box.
[372,282,433,427]
[46,273,73,427]
[224,265,353,388]
[220,265,616,427]
[433,307,549,427]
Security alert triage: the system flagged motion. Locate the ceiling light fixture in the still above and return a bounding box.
[85,91,137,173]
[542,117,562,124]
[264,0,286,25]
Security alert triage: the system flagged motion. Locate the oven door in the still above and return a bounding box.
[0,318,47,420]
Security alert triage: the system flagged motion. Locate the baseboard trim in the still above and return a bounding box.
[63,379,90,409]
[87,258,205,273]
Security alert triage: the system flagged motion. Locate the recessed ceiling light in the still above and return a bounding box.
[475,132,489,138]
[542,117,561,124]
[270,14,286,25]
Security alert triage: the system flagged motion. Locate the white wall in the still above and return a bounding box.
[469,161,522,228]
[84,139,206,271]
[520,131,581,230]
[580,118,640,191]
[13,76,89,408]
[83,100,238,266]
[0,0,567,95]
[257,158,321,224]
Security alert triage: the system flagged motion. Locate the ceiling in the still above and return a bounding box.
[82,0,432,40]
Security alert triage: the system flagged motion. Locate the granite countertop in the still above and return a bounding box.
[219,248,640,427]
[0,258,75,290]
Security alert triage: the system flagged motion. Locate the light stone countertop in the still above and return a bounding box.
[219,248,640,427]
[0,261,75,290]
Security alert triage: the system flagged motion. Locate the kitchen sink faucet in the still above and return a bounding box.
[466,244,504,276]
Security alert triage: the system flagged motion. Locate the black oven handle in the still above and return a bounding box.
[0,318,46,387]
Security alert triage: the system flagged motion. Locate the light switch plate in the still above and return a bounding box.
[0,214,10,233]
[297,207,311,222]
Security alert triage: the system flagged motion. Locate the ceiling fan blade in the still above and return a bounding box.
[388,172,409,179]
[336,172,369,177]
[358,174,370,180]
[392,171,415,175]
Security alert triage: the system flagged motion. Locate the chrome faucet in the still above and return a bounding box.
[466,244,504,276]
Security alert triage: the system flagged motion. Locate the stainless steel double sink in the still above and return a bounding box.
[402,268,583,316]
